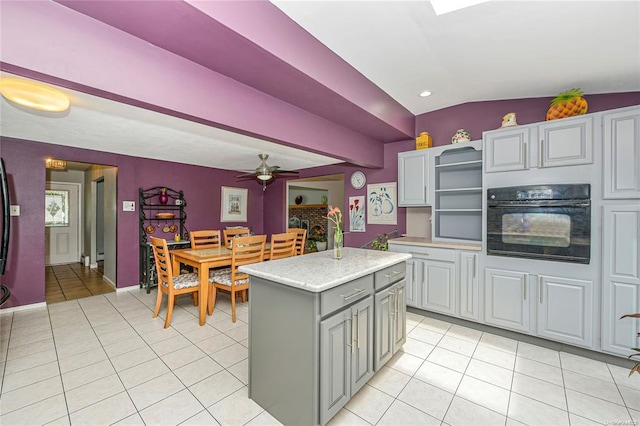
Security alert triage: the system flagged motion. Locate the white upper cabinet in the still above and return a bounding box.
[603,106,640,199]
[484,126,531,173]
[538,116,593,168]
[398,150,430,206]
[484,115,594,173]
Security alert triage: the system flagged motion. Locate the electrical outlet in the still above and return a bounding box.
[175,199,184,206]
[122,201,136,212]
[10,205,19,216]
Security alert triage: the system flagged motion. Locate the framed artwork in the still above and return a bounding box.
[367,182,397,225]
[301,219,310,231]
[348,195,366,232]
[221,186,248,222]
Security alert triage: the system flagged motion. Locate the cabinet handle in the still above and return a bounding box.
[384,271,403,280]
[539,276,543,304]
[523,141,527,169]
[389,289,396,317]
[540,139,544,168]
[424,186,427,202]
[523,281,527,300]
[347,317,353,353]
[355,311,360,350]
[410,251,429,257]
[342,288,366,301]
[412,262,417,286]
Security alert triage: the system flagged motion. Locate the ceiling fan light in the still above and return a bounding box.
[256,173,272,181]
[0,78,70,112]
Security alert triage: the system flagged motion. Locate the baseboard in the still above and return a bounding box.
[407,306,634,369]
[116,284,140,293]
[0,301,47,314]
[90,263,98,268]
[102,275,116,288]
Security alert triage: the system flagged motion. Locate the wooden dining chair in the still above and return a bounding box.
[223,227,251,249]
[189,230,221,249]
[209,234,266,322]
[150,236,200,328]
[270,232,297,260]
[287,227,307,255]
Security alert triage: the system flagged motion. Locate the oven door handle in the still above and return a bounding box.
[488,203,590,208]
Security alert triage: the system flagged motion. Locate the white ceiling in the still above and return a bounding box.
[273,0,640,115]
[1,1,638,173]
[0,72,341,173]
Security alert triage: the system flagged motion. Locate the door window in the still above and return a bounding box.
[45,189,69,227]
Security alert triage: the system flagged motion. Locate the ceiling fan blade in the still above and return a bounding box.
[236,173,257,179]
[273,170,299,175]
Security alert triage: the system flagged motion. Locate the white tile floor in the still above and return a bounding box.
[1,289,640,425]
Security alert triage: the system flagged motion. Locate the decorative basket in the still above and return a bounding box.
[155,213,175,219]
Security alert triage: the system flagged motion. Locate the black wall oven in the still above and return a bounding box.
[487,184,591,264]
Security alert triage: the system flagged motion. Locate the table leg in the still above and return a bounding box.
[198,266,208,326]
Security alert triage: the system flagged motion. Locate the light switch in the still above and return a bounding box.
[123,201,136,212]
[10,205,19,216]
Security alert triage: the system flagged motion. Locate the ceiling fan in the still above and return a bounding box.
[236,154,300,190]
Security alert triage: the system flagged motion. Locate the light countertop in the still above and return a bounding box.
[388,236,482,251]
[239,247,411,293]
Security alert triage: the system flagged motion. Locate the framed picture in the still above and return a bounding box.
[301,219,310,231]
[221,186,248,222]
[367,182,397,225]
[348,195,366,232]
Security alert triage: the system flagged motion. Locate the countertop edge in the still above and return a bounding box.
[240,250,412,293]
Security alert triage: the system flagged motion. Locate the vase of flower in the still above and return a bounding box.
[333,229,343,260]
[158,188,168,205]
[327,205,343,260]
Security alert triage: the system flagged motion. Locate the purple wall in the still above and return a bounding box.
[0,138,265,308]
[2,93,638,309]
[416,92,640,147]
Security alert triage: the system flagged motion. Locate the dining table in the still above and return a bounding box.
[171,244,271,326]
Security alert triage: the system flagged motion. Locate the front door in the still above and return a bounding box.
[45,182,81,265]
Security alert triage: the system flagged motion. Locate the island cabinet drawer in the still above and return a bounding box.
[320,275,374,317]
[374,262,406,290]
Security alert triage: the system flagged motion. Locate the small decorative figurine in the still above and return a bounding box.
[501,112,518,127]
[451,129,471,144]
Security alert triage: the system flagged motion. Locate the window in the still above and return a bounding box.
[45,189,69,227]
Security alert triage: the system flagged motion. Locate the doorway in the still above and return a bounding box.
[45,161,118,303]
[286,173,345,252]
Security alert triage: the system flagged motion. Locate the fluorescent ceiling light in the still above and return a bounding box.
[418,90,432,97]
[430,0,490,16]
[0,78,70,112]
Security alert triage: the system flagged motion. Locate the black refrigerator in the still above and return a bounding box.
[1,157,11,306]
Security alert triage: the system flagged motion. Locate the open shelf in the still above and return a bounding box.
[433,145,483,242]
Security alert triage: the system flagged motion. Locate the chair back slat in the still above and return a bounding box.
[150,236,174,289]
[230,235,266,282]
[287,228,307,255]
[190,230,221,249]
[270,232,297,260]
[223,228,251,249]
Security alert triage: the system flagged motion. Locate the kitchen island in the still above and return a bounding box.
[240,247,411,426]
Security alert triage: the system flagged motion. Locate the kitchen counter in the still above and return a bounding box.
[239,247,411,292]
[388,236,482,251]
[244,247,409,425]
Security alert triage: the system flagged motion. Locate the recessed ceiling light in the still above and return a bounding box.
[418,90,432,98]
[430,0,490,16]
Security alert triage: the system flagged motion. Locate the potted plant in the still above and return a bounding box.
[309,226,327,251]
[372,233,389,251]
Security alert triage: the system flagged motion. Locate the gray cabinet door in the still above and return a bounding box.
[538,116,593,168]
[484,268,530,332]
[320,309,351,425]
[459,252,479,321]
[394,280,407,351]
[421,260,456,315]
[374,287,394,370]
[603,107,640,199]
[398,150,430,206]
[405,259,419,307]
[352,297,374,394]
[484,126,531,172]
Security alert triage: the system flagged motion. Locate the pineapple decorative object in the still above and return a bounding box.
[546,88,588,121]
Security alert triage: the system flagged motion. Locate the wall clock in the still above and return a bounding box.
[350,171,366,190]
